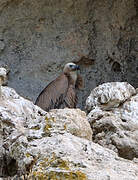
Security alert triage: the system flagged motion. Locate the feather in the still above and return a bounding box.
[75,74,83,89]
[35,62,83,112]
[35,74,68,111]
[64,85,77,108]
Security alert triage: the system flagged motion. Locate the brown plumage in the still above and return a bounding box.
[35,63,83,111]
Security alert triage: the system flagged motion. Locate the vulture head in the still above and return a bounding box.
[63,63,80,84]
[63,62,80,72]
[35,62,83,111]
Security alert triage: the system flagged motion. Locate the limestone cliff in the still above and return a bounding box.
[0,67,138,179]
[0,0,137,109]
[0,79,138,179]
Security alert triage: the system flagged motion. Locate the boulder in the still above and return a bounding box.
[86,82,136,112]
[87,82,138,160]
[0,85,138,179]
[0,85,92,178]
[47,108,92,141]
[0,67,8,86]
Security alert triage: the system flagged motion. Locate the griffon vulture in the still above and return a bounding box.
[35,62,83,111]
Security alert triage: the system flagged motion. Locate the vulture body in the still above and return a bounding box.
[35,63,83,111]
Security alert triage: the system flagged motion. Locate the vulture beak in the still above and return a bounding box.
[72,64,80,71]
[68,63,80,71]
[76,65,80,70]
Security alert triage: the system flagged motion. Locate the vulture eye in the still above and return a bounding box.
[69,65,73,68]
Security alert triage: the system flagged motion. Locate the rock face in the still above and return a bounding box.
[1,85,138,179]
[47,109,92,141]
[28,134,138,180]
[0,67,8,86]
[0,85,92,178]
[0,0,137,109]
[86,82,136,112]
[86,82,138,160]
[0,66,9,99]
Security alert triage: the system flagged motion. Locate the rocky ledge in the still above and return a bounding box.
[0,67,138,179]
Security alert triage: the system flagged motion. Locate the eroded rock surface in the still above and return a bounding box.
[87,82,138,160]
[0,67,8,86]
[0,85,138,179]
[47,108,92,141]
[27,134,138,180]
[0,85,92,178]
[86,82,136,112]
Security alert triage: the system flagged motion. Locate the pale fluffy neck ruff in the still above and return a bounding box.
[69,71,77,86]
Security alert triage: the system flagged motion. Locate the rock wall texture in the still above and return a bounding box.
[86,82,138,160]
[0,81,138,179]
[0,0,137,109]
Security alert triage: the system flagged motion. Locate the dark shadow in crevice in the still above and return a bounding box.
[111,61,121,72]
[0,156,18,178]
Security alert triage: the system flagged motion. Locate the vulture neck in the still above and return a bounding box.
[64,71,77,86]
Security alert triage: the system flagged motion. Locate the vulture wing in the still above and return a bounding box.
[35,74,68,111]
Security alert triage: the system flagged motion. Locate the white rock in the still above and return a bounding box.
[86,82,136,112]
[0,67,9,98]
[113,93,138,122]
[1,85,138,179]
[48,108,92,140]
[0,67,8,89]
[12,134,138,180]
[0,86,93,178]
[87,82,138,160]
